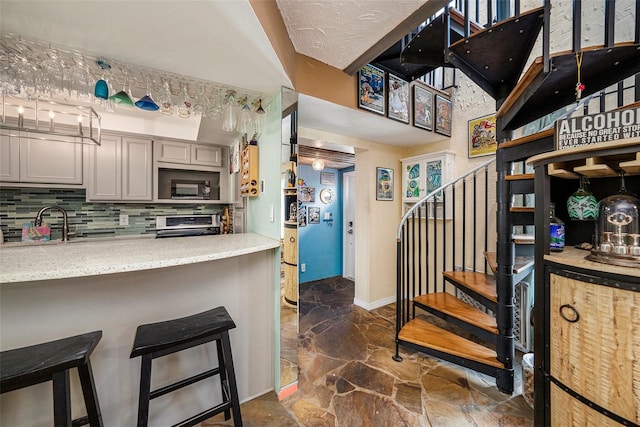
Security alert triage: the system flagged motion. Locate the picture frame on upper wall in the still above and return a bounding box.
[376,167,394,201]
[358,64,386,115]
[412,83,433,131]
[298,205,307,227]
[298,186,315,203]
[435,94,452,136]
[387,73,409,123]
[320,171,335,186]
[468,113,497,158]
[308,207,320,224]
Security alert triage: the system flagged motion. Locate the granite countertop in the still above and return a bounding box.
[0,233,280,284]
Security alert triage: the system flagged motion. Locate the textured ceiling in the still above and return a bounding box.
[276,0,428,70]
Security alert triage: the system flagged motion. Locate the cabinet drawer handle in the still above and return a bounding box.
[559,304,580,323]
[289,236,295,243]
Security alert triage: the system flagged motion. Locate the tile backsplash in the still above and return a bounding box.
[0,188,230,242]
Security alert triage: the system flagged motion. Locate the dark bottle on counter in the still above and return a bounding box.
[549,202,565,252]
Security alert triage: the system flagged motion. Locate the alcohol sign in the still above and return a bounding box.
[555,106,640,150]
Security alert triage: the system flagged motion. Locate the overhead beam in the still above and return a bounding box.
[343,0,449,76]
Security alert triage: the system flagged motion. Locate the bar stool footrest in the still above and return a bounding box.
[150,367,220,400]
[172,401,234,427]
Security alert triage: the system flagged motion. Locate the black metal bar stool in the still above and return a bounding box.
[129,306,242,427]
[0,331,104,427]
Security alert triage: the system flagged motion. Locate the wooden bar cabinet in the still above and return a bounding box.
[528,139,640,427]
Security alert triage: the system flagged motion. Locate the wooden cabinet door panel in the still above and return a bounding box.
[550,273,640,424]
[20,134,82,184]
[0,133,20,182]
[88,134,121,200]
[156,140,190,164]
[191,144,221,166]
[122,137,152,201]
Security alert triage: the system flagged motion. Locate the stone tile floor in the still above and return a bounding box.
[204,276,533,426]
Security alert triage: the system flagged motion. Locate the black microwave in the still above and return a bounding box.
[158,168,221,200]
[171,179,211,200]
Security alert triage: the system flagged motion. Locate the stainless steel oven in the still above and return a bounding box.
[155,214,221,237]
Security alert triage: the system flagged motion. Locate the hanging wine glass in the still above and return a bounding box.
[135,76,159,111]
[238,94,252,135]
[252,98,266,136]
[157,78,173,115]
[177,82,192,118]
[93,59,111,100]
[109,68,134,107]
[222,90,237,131]
[193,84,209,117]
[68,54,93,101]
[208,87,224,120]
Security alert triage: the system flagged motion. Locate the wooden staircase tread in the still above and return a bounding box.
[497,42,640,131]
[414,292,498,334]
[398,317,503,369]
[484,251,534,275]
[442,271,497,302]
[510,207,535,213]
[506,173,535,181]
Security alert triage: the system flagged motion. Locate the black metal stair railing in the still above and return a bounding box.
[395,156,496,339]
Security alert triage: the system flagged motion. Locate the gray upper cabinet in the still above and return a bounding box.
[156,140,222,167]
[1,132,82,185]
[86,134,152,202]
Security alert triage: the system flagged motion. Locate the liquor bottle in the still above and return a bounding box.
[549,203,565,252]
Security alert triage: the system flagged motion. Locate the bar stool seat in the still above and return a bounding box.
[0,331,104,427]
[130,306,242,427]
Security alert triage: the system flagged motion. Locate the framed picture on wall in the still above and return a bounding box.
[387,73,409,123]
[308,207,320,224]
[376,167,394,201]
[320,172,335,186]
[298,205,307,227]
[412,83,433,131]
[298,187,315,203]
[468,113,497,158]
[358,64,386,115]
[435,94,452,136]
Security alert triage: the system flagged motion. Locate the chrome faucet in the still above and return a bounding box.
[34,205,69,241]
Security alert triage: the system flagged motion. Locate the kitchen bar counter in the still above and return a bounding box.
[0,233,280,283]
[1,233,280,427]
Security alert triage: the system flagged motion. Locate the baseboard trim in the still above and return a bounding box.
[353,295,395,311]
[277,382,298,400]
[241,387,275,404]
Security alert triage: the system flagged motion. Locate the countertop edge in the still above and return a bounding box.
[0,234,280,284]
